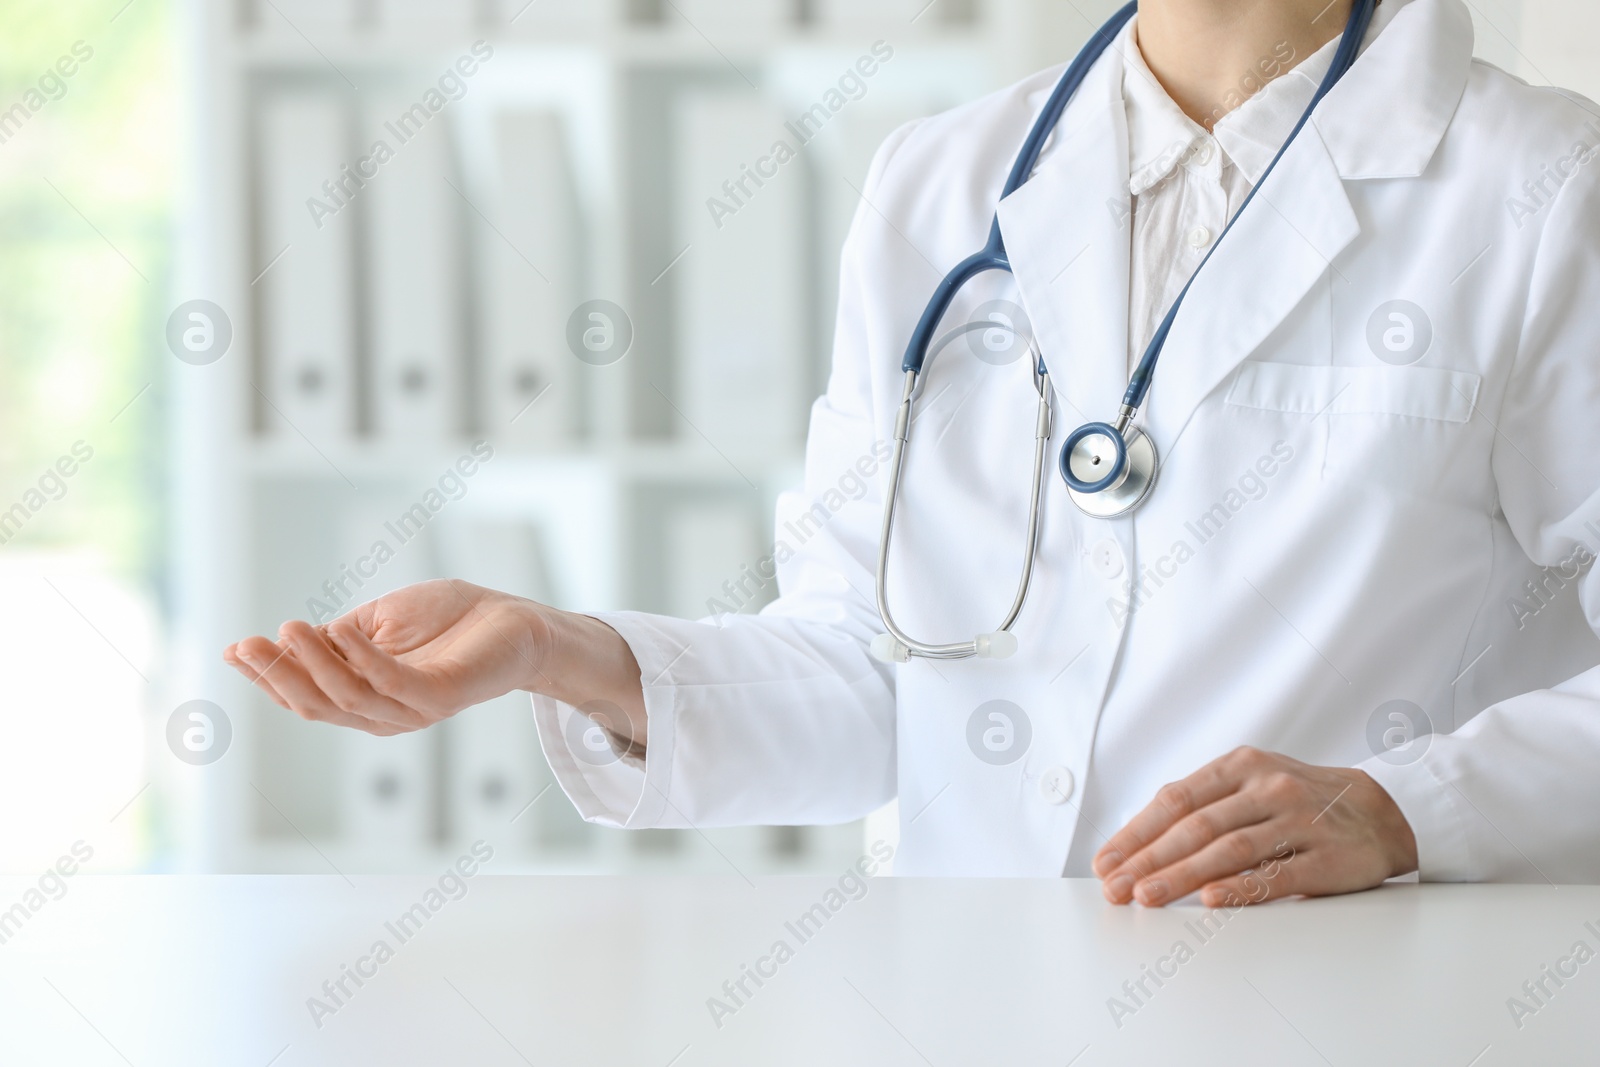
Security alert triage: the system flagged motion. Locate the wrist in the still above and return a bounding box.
[518,602,647,745]
[1356,769,1419,879]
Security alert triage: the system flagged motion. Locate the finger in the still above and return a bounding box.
[247,635,404,735]
[1199,846,1308,908]
[1130,824,1286,907]
[1094,749,1256,877]
[226,653,291,711]
[224,641,267,684]
[1100,790,1270,903]
[325,618,441,709]
[280,621,423,729]
[228,636,296,711]
[314,624,347,659]
[231,638,399,735]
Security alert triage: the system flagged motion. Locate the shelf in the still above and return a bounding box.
[237,440,804,484]
[231,28,989,65]
[226,12,990,65]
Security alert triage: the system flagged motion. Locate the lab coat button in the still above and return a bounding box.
[1039,767,1075,804]
[1090,539,1124,579]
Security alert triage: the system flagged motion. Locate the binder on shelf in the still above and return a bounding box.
[433,516,553,845]
[671,0,793,32]
[486,0,617,30]
[432,513,554,601]
[377,0,474,33]
[816,106,930,257]
[663,498,764,620]
[339,728,438,854]
[257,91,358,445]
[253,0,355,31]
[335,502,442,855]
[446,692,543,847]
[814,105,928,391]
[673,89,807,456]
[478,109,579,450]
[814,0,936,30]
[365,89,466,443]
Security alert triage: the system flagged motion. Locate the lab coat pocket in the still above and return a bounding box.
[1225,361,1485,495]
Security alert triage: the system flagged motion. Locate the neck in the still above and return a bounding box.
[1135,0,1357,129]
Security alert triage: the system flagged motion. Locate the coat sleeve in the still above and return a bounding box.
[529,121,924,829]
[1359,140,1600,883]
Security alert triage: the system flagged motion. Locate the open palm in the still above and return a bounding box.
[223,580,547,735]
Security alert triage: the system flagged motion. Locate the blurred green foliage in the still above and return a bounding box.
[0,0,172,578]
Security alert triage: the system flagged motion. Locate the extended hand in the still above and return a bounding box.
[1092,747,1418,907]
[223,579,645,741]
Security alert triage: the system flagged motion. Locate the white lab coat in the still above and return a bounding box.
[534,0,1600,881]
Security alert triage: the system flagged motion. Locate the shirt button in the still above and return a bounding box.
[1090,538,1125,579]
[1039,767,1076,805]
[1188,226,1213,249]
[1193,141,1215,166]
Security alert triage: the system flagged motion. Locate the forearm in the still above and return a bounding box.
[529,607,898,829]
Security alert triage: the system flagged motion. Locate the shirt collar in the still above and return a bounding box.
[1120,0,1410,195]
[1120,23,1209,197]
[1211,35,1336,187]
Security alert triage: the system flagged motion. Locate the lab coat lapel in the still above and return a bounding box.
[1142,130,1360,450]
[1140,0,1475,449]
[993,38,1358,455]
[995,51,1131,434]
[994,0,1471,458]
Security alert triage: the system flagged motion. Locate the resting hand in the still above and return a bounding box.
[1092,746,1417,908]
[223,579,644,740]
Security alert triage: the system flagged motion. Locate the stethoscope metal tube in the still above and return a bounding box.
[874,356,1052,663]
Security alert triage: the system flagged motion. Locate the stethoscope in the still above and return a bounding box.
[872,0,1378,663]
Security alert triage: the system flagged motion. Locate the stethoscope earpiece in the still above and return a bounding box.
[870,629,1019,664]
[869,633,911,664]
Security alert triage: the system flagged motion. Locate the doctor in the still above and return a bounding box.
[227,0,1600,906]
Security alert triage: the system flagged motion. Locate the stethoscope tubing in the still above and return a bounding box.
[877,355,1053,661]
[1123,0,1378,411]
[899,0,1139,378]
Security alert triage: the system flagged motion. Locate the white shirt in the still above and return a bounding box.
[1120,25,1337,379]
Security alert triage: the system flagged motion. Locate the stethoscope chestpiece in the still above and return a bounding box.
[1061,421,1160,519]
[1059,422,1129,493]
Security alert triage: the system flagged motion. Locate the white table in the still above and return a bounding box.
[1,876,1595,1065]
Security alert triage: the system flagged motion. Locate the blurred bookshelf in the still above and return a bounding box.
[173,0,1095,874]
